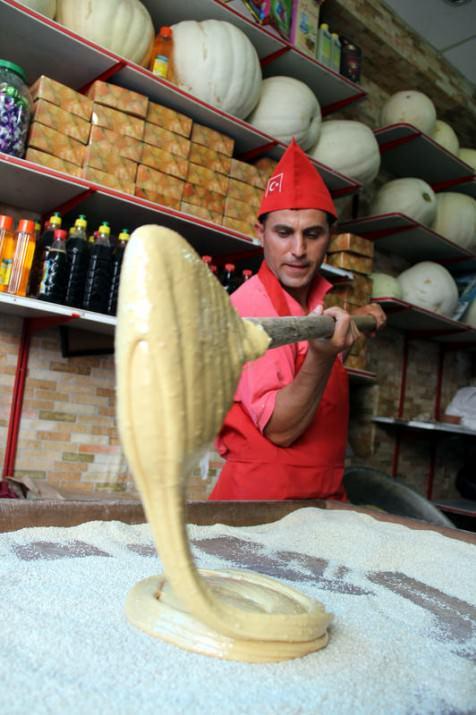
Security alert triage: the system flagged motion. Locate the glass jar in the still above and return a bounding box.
[0,60,32,158]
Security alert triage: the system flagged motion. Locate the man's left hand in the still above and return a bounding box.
[351,304,387,335]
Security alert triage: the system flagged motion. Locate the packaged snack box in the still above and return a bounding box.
[87,81,148,118]
[30,75,93,121]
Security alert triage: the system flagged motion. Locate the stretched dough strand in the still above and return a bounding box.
[116,226,332,661]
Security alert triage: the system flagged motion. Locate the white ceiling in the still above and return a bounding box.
[383,0,476,86]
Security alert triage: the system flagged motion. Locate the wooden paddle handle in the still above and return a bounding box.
[248,315,376,349]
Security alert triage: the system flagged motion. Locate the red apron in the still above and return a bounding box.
[209,262,349,501]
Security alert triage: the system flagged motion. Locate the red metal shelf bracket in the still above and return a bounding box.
[42,188,96,224]
[431,174,475,193]
[260,46,291,67]
[1,313,79,498]
[322,92,366,117]
[238,141,279,162]
[79,60,127,94]
[379,133,420,154]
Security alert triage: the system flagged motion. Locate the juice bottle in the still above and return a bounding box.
[83,221,113,314]
[64,214,90,308]
[150,26,174,81]
[29,211,62,296]
[107,228,130,316]
[7,219,37,296]
[37,228,68,304]
[316,23,332,67]
[0,214,15,292]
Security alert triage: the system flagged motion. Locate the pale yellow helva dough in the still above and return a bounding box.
[116,225,332,662]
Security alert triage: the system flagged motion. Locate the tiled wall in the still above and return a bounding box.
[0,315,222,498]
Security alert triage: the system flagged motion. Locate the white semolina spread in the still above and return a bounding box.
[0,507,475,714]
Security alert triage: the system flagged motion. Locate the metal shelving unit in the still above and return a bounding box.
[0,293,116,335]
[339,213,476,272]
[0,154,354,279]
[372,297,476,347]
[375,123,476,197]
[0,0,363,197]
[139,0,367,113]
[0,293,373,382]
[346,368,376,385]
[373,416,476,438]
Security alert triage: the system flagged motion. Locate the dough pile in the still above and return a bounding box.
[115,225,332,662]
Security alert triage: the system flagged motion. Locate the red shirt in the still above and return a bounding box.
[210,262,349,501]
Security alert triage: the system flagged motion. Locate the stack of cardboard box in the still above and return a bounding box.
[180,124,234,223]
[324,233,374,370]
[85,81,147,194]
[26,75,92,177]
[25,76,280,236]
[223,159,266,237]
[137,100,193,209]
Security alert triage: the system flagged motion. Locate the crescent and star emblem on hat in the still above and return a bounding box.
[259,138,337,220]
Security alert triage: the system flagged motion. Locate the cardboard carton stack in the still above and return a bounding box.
[85,81,147,194]
[25,76,279,234]
[27,75,92,177]
[137,100,193,210]
[324,233,374,370]
[222,158,265,237]
[181,123,233,223]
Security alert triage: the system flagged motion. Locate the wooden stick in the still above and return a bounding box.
[249,315,376,349]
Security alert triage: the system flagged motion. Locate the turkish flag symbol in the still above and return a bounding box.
[265,172,284,196]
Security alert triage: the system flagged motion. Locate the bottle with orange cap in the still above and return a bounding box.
[7,218,37,296]
[149,26,174,81]
[0,214,15,292]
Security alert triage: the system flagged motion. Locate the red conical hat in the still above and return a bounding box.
[258,138,336,219]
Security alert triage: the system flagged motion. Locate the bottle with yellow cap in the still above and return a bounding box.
[331,32,341,72]
[29,211,62,297]
[150,26,174,80]
[83,220,113,314]
[65,214,90,308]
[7,218,37,296]
[0,214,15,292]
[37,228,68,304]
[316,22,332,67]
[107,227,130,316]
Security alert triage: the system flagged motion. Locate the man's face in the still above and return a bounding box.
[255,209,331,298]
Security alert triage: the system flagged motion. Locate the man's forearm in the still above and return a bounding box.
[264,349,335,447]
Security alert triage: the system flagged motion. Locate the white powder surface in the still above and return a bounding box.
[1,508,475,715]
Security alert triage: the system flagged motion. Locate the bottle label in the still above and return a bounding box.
[38,259,51,295]
[0,259,12,287]
[152,55,169,78]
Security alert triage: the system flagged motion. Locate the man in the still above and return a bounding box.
[210,139,386,501]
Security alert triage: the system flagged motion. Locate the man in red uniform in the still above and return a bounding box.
[210,139,386,501]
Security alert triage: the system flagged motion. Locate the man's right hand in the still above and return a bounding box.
[308,305,360,358]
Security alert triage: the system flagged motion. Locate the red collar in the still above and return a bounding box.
[258,261,331,317]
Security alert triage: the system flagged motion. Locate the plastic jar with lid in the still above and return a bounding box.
[0,59,33,158]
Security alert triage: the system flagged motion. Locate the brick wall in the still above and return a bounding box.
[0,315,222,499]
